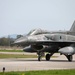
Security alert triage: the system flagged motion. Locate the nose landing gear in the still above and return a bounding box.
[37,51,45,61]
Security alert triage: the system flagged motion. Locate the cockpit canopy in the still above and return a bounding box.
[27,29,50,35]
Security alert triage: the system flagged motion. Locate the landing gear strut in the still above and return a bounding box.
[46,53,54,61]
[38,54,41,61]
[66,55,73,62]
[37,51,43,61]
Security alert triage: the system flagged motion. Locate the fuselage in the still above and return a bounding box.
[14,21,75,61]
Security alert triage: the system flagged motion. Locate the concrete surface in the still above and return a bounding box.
[0,54,75,72]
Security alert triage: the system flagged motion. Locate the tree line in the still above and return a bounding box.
[0,35,23,46]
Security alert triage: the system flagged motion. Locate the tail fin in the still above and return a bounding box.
[70,21,75,32]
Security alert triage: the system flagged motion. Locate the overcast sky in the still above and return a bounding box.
[0,0,75,37]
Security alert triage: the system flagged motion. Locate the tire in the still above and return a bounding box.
[46,54,50,61]
[67,55,73,62]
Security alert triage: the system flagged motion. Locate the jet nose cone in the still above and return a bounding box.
[14,36,28,44]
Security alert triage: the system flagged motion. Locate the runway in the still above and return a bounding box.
[0,54,75,72]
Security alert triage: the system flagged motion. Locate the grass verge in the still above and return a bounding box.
[0,54,57,58]
[0,69,75,75]
[0,50,23,52]
[0,54,37,58]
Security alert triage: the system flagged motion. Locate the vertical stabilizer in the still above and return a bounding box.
[70,21,75,32]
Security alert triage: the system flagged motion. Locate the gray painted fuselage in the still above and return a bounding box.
[14,21,75,61]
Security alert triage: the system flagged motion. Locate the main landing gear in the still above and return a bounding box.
[37,51,73,62]
[66,55,73,62]
[46,53,54,61]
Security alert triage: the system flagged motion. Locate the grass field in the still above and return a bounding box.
[0,54,37,58]
[0,50,23,52]
[0,53,57,58]
[0,70,75,75]
[0,50,57,58]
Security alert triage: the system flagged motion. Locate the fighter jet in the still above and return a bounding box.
[14,21,75,62]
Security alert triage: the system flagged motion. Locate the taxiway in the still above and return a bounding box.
[0,54,75,72]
